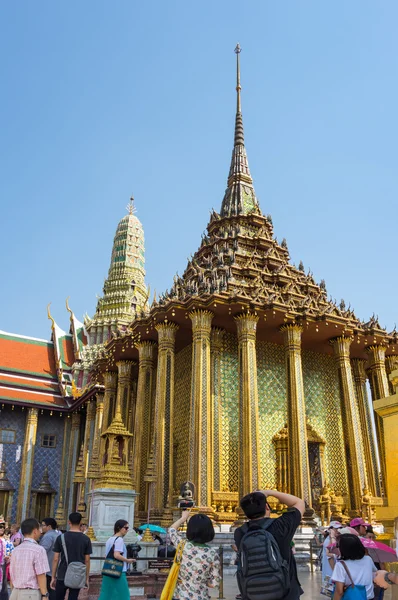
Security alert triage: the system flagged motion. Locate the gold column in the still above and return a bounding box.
[331,336,366,511]
[235,313,261,498]
[65,412,81,517]
[153,322,178,511]
[80,400,96,506]
[366,345,389,496]
[87,393,104,480]
[351,359,379,496]
[188,310,214,508]
[103,371,118,429]
[116,361,134,426]
[211,328,224,493]
[16,407,38,522]
[281,324,311,505]
[132,341,156,511]
[386,356,398,396]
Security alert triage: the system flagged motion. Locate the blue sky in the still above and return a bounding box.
[1,1,397,339]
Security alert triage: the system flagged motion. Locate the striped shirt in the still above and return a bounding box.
[10,538,49,590]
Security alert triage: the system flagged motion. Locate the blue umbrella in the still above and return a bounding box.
[139,524,167,534]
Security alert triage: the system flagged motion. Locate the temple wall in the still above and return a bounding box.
[0,406,64,520]
[32,413,64,510]
[219,332,239,492]
[302,349,348,495]
[173,344,192,489]
[0,406,25,520]
[257,340,287,488]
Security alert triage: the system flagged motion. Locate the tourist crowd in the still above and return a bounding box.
[1,495,398,600]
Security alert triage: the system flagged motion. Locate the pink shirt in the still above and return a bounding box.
[10,539,49,589]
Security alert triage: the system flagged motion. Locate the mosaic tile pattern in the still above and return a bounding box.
[173,345,192,489]
[33,413,64,511]
[0,406,25,520]
[220,333,239,492]
[257,341,287,488]
[302,349,348,495]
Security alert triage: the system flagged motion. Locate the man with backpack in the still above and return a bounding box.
[234,488,305,600]
[50,512,92,600]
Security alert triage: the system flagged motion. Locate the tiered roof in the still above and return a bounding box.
[0,331,70,409]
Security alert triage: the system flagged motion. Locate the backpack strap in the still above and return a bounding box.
[340,560,355,588]
[60,534,69,566]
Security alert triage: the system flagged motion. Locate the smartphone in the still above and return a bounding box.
[178,500,195,509]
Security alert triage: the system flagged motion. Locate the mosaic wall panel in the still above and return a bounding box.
[302,349,348,495]
[0,407,64,519]
[33,413,64,511]
[219,333,239,492]
[0,406,25,520]
[256,340,287,488]
[173,344,192,491]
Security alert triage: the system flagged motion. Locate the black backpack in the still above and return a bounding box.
[237,519,290,600]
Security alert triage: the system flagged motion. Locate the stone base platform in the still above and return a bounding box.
[81,573,168,600]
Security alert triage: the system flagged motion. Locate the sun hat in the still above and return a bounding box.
[350,517,366,528]
[328,521,343,529]
[338,527,359,536]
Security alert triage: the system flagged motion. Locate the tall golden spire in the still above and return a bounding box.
[220,44,261,217]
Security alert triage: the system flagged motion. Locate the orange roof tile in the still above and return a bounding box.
[0,333,57,379]
[0,385,68,409]
[0,374,59,393]
[62,336,75,368]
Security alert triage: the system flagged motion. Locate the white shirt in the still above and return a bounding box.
[332,556,376,600]
[105,535,128,572]
[322,535,334,579]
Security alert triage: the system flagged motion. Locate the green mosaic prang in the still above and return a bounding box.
[257,340,287,488]
[220,332,239,492]
[173,344,192,490]
[302,349,348,495]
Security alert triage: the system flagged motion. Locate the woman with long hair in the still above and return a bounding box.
[98,519,136,600]
[332,534,377,600]
[167,510,220,600]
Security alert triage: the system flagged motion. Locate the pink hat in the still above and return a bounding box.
[350,518,366,528]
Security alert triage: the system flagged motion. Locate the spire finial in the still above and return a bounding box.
[235,43,241,113]
[47,303,55,330]
[127,195,136,215]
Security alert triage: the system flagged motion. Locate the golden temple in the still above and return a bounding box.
[1,46,397,531]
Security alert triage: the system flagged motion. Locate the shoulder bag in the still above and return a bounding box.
[101,536,124,579]
[332,561,367,600]
[160,541,185,600]
[60,534,87,589]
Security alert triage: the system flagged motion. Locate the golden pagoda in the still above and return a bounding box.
[72,45,398,526]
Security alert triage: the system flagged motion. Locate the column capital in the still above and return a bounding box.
[155,321,179,350]
[366,344,388,368]
[71,412,81,429]
[96,392,104,408]
[189,310,214,340]
[211,327,225,354]
[386,355,398,374]
[26,407,39,421]
[136,340,157,365]
[280,323,303,349]
[104,371,118,388]
[351,358,367,384]
[330,335,353,359]
[116,360,135,379]
[86,400,96,420]
[234,312,259,341]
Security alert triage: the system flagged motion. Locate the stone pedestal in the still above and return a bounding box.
[90,488,138,542]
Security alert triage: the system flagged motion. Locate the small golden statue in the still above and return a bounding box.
[319,483,332,526]
[361,485,375,524]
